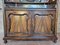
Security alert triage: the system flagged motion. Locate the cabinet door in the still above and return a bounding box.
[6,11,31,37]
[34,14,54,36]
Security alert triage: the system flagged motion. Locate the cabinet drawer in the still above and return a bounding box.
[6,11,30,16]
[33,10,56,15]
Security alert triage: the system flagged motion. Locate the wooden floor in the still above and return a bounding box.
[0,33,60,45]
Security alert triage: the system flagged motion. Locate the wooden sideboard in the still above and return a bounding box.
[3,0,57,43]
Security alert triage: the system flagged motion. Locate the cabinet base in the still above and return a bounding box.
[3,35,58,43]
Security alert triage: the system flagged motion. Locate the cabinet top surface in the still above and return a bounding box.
[4,0,57,4]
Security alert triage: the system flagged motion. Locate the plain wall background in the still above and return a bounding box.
[0,0,60,33]
[57,0,60,33]
[0,0,4,33]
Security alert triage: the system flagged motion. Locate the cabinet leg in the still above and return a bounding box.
[52,36,57,43]
[4,40,7,44]
[53,40,57,43]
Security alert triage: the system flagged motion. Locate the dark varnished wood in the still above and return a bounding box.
[3,9,57,43]
[3,0,57,43]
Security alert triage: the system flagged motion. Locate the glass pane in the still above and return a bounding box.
[18,4,55,9]
[18,4,47,8]
[20,0,41,2]
[41,0,49,3]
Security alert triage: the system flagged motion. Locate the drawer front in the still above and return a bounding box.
[33,10,56,15]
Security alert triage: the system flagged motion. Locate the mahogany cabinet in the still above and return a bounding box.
[3,0,57,43]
